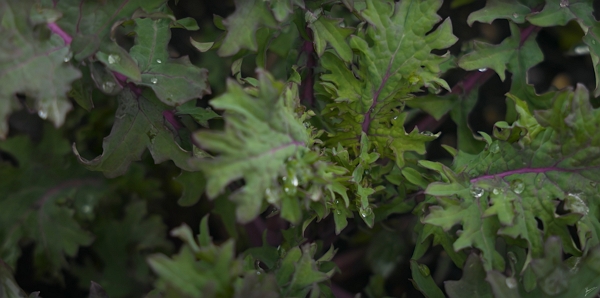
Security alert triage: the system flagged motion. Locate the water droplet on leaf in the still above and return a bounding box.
[335,209,342,215]
[82,205,92,214]
[492,188,501,195]
[156,59,162,64]
[510,179,525,194]
[108,54,120,64]
[291,175,298,187]
[63,51,73,62]
[150,77,158,84]
[470,186,484,198]
[256,271,261,275]
[489,142,500,153]
[265,188,277,204]
[102,81,116,93]
[512,13,519,18]
[560,0,569,8]
[334,199,340,205]
[359,207,372,218]
[37,109,48,119]
[418,264,430,276]
[505,277,518,289]
[478,68,487,72]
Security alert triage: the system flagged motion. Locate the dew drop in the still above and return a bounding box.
[566,193,589,216]
[63,51,73,63]
[156,59,162,64]
[108,54,120,64]
[510,179,525,194]
[284,187,291,193]
[82,205,92,214]
[334,199,340,205]
[37,109,48,120]
[560,0,569,8]
[492,188,501,195]
[593,40,597,45]
[360,207,372,218]
[478,68,488,72]
[335,209,342,215]
[470,186,484,198]
[505,277,518,289]
[418,264,431,277]
[291,175,299,187]
[150,77,158,84]
[256,271,261,275]
[489,142,500,154]
[512,13,519,18]
[102,81,116,93]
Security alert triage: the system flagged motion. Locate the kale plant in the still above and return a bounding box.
[1,0,600,297]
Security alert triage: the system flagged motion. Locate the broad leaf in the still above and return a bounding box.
[130,18,211,106]
[73,89,194,178]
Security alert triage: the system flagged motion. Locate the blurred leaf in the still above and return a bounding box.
[218,0,279,56]
[0,0,81,138]
[445,254,493,298]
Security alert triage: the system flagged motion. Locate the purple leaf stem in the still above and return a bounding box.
[469,165,596,184]
[47,22,72,45]
[300,26,316,107]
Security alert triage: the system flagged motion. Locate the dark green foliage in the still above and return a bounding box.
[2,0,600,297]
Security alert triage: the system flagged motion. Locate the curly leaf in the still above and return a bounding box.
[424,84,600,271]
[191,70,309,223]
[319,0,456,166]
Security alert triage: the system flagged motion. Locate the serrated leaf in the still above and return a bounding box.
[218,0,279,57]
[308,15,354,62]
[191,70,309,223]
[0,0,81,139]
[527,0,595,27]
[459,23,527,82]
[73,89,194,178]
[467,0,539,25]
[319,0,456,166]
[175,101,220,128]
[129,18,210,105]
[423,84,600,272]
[55,0,164,60]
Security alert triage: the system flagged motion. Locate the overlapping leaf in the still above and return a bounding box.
[73,89,194,178]
[130,18,211,106]
[191,70,309,223]
[423,84,600,271]
[0,0,81,139]
[319,0,457,166]
[0,126,97,279]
